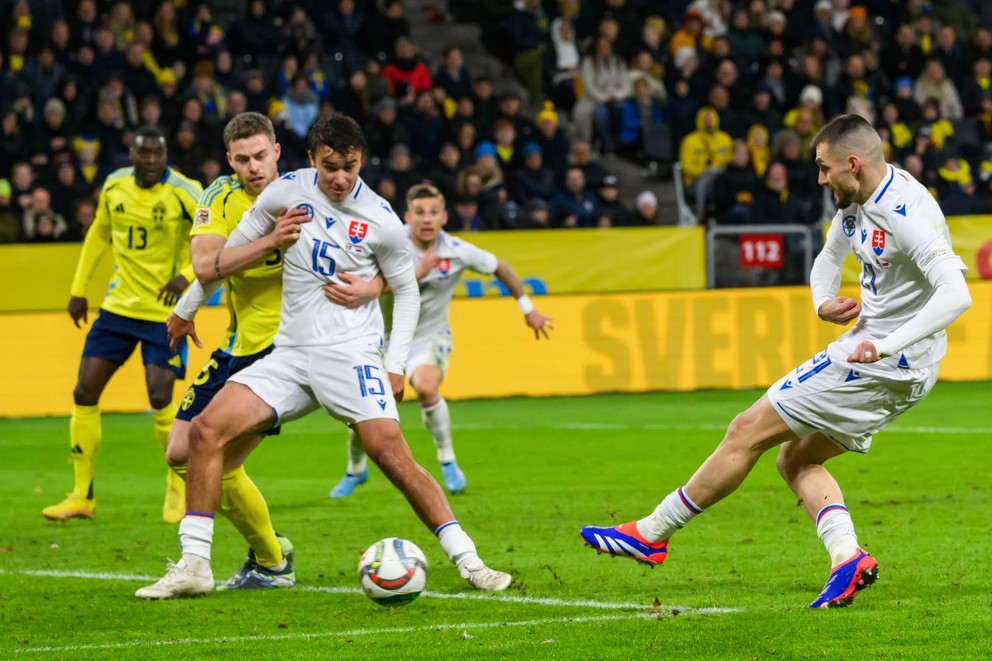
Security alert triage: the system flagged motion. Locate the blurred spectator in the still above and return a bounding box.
[121,42,159,103]
[448,194,482,231]
[283,4,322,59]
[917,97,955,149]
[713,140,759,225]
[669,10,708,61]
[434,46,474,107]
[228,0,281,69]
[61,198,97,242]
[745,123,771,178]
[22,46,65,114]
[545,14,581,113]
[632,190,661,225]
[960,56,992,125]
[325,0,369,79]
[364,96,410,160]
[551,167,598,228]
[884,23,925,85]
[565,139,609,189]
[891,76,923,126]
[751,163,805,279]
[1,110,29,174]
[22,187,69,242]
[73,136,109,191]
[665,79,701,146]
[491,119,521,172]
[242,69,271,115]
[495,91,536,144]
[914,59,964,120]
[510,142,556,204]
[617,76,666,162]
[371,0,411,61]
[840,6,875,57]
[380,144,420,217]
[49,160,89,222]
[516,198,552,229]
[934,146,981,215]
[934,25,968,88]
[508,0,549,105]
[8,162,35,218]
[383,37,433,102]
[532,102,570,177]
[427,143,463,203]
[283,73,320,140]
[572,36,631,155]
[594,175,633,227]
[727,8,764,64]
[0,175,17,243]
[772,129,821,219]
[170,121,208,180]
[190,61,229,123]
[678,106,732,204]
[29,98,72,169]
[334,69,374,125]
[403,90,445,165]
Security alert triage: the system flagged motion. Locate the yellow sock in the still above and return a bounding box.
[151,404,177,453]
[152,404,186,505]
[70,404,101,499]
[220,466,282,567]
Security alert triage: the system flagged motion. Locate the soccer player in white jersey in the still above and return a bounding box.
[327,183,553,498]
[136,114,511,599]
[580,114,972,608]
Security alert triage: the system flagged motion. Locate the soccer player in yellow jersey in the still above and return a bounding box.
[160,112,380,590]
[44,126,202,522]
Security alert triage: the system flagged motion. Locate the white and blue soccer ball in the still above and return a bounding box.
[358,537,428,606]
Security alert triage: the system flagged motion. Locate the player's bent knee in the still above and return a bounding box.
[165,432,190,467]
[72,384,99,407]
[188,415,226,454]
[148,393,173,410]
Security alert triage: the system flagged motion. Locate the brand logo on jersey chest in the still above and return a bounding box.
[348,220,368,244]
[871,229,886,256]
[842,215,856,237]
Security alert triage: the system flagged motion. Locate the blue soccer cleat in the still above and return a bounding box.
[329,468,369,498]
[218,532,295,591]
[440,461,467,494]
[579,522,669,566]
[809,548,879,608]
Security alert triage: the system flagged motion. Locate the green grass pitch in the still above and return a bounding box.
[1,383,990,659]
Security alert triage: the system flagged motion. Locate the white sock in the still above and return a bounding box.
[345,427,367,475]
[179,514,214,562]
[816,504,859,566]
[435,520,480,569]
[636,487,703,542]
[421,398,455,464]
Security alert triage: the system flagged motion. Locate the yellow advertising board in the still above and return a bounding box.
[0,227,705,313]
[4,282,989,418]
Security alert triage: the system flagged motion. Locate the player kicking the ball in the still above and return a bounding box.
[327,183,553,498]
[136,114,510,599]
[580,114,972,608]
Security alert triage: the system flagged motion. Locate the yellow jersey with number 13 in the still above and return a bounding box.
[70,166,202,323]
[191,174,283,357]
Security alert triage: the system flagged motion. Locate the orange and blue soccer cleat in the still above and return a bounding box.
[579,522,669,566]
[809,548,879,608]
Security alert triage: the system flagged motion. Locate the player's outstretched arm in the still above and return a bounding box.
[494,260,554,340]
[321,272,386,308]
[67,196,113,328]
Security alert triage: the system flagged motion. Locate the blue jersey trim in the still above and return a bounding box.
[353,181,363,199]
[873,165,895,204]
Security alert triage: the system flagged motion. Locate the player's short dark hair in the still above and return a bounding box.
[223,112,276,149]
[306,113,366,157]
[810,114,877,154]
[406,182,445,207]
[133,125,165,145]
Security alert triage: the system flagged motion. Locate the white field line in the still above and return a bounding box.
[14,613,665,655]
[450,422,992,435]
[0,568,740,615]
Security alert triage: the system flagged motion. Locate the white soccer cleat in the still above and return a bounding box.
[459,559,511,591]
[135,555,214,599]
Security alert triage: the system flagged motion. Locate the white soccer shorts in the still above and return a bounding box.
[405,330,453,378]
[766,339,938,453]
[228,340,399,426]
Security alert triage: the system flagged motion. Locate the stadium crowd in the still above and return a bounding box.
[2,0,992,244]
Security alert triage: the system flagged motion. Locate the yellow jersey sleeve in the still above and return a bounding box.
[192,175,283,356]
[70,188,113,299]
[96,167,203,323]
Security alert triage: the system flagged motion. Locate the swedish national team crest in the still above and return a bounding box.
[871,229,886,256]
[842,215,856,237]
[348,220,369,244]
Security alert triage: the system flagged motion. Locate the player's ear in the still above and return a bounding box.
[273,142,282,160]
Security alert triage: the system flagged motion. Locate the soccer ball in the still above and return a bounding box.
[358,537,428,606]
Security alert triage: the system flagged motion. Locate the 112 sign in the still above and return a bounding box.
[739,234,783,269]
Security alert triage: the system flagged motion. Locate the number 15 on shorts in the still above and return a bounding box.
[353,365,386,397]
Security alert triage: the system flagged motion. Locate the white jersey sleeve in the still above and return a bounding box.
[376,216,419,373]
[174,278,222,320]
[809,209,848,313]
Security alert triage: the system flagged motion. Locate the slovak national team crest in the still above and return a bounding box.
[348,220,369,244]
[842,215,856,237]
[871,229,886,256]
[437,258,451,275]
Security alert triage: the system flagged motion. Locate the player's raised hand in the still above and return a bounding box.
[817,296,862,325]
[158,275,189,307]
[525,310,554,340]
[322,272,385,308]
[415,246,442,280]
[166,312,202,351]
[67,296,88,328]
[272,206,312,249]
[388,372,406,401]
[847,340,881,363]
